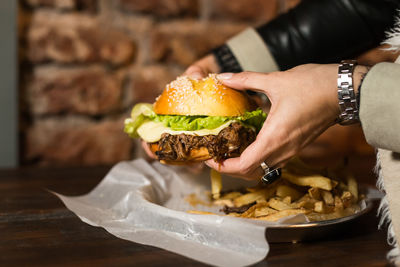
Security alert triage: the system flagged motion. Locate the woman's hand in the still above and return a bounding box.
[183,54,221,79]
[205,64,368,180]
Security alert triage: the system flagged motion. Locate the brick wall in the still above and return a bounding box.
[19,0,300,166]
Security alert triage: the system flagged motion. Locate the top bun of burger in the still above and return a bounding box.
[153,74,254,116]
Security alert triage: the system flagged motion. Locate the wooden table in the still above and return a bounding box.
[0,156,393,266]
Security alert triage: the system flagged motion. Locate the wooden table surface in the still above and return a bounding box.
[0,156,393,266]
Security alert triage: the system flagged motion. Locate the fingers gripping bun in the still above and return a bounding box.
[153,74,254,116]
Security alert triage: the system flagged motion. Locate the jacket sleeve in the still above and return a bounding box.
[360,62,400,153]
[213,0,400,73]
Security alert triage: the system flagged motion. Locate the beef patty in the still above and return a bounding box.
[153,122,256,162]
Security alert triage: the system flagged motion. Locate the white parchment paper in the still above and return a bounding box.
[54,159,378,267]
[55,159,275,267]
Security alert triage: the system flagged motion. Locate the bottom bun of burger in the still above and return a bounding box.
[148,122,256,163]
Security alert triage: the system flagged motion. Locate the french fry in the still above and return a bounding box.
[240,202,269,218]
[334,195,344,211]
[220,191,242,200]
[321,190,334,205]
[341,191,353,208]
[291,194,317,209]
[210,169,222,199]
[276,184,303,201]
[256,198,268,204]
[213,199,234,207]
[269,198,293,211]
[256,209,307,222]
[314,201,325,213]
[234,187,275,207]
[282,171,334,191]
[308,187,321,200]
[347,175,358,202]
[254,207,277,218]
[282,196,292,204]
[189,159,361,223]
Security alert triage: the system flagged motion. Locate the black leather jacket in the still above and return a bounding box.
[214,0,400,71]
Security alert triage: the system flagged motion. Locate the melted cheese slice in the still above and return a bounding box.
[137,120,235,143]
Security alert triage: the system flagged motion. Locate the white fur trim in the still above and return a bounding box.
[383,11,400,51]
[376,150,400,265]
[377,11,400,265]
[375,150,384,191]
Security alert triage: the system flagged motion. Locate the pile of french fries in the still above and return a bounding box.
[188,158,363,222]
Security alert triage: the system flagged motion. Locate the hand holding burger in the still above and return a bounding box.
[205,65,369,180]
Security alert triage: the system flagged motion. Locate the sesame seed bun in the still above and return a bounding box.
[153,74,255,116]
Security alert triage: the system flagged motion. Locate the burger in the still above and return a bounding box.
[124,74,266,164]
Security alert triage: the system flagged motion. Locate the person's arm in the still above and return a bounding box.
[251,0,399,70]
[186,0,399,78]
[359,62,400,153]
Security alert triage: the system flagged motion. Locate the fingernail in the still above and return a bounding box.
[189,72,203,79]
[217,73,233,80]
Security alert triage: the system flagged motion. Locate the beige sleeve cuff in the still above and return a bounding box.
[360,62,400,152]
[226,28,279,73]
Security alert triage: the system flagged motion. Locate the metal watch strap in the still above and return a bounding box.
[337,60,359,125]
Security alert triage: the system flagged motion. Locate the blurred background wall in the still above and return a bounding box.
[18,0,301,166]
[18,0,397,167]
[1,1,18,168]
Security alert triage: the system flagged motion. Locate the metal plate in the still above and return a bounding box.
[265,200,374,243]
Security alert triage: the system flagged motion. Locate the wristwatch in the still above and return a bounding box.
[337,60,359,125]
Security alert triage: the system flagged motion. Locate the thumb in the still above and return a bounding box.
[217,71,274,94]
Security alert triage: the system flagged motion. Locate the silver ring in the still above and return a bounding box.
[260,161,270,172]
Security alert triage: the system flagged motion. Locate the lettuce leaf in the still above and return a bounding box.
[236,109,267,131]
[152,115,231,131]
[124,103,267,138]
[124,103,155,138]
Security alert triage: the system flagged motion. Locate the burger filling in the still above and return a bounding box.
[155,122,256,162]
[124,103,266,161]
